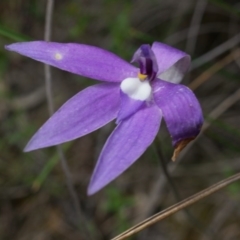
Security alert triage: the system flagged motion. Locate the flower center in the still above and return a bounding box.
[138,72,148,81]
[120,77,151,101]
[131,44,158,82]
[120,44,158,102]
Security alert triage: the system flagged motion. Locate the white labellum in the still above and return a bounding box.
[120,77,152,101]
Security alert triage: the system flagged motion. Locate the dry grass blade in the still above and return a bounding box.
[111,172,240,240]
[202,87,240,132]
[10,87,45,110]
[185,0,207,54]
[189,48,240,91]
[191,32,240,70]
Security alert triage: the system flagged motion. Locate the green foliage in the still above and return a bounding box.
[102,187,134,233]
[32,143,72,191]
[0,24,30,41]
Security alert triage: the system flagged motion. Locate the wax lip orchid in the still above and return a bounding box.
[5,41,203,195]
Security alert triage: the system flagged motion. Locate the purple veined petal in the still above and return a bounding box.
[25,83,120,151]
[88,104,162,195]
[152,42,190,84]
[5,41,138,82]
[153,79,203,160]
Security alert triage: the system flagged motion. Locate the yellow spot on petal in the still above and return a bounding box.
[138,73,147,81]
[171,138,195,161]
[55,53,63,60]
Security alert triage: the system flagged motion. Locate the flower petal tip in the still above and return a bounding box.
[23,146,30,153]
[87,178,106,195]
[171,137,195,161]
[4,45,10,50]
[23,143,35,152]
[23,138,42,152]
[87,185,98,196]
[5,43,22,52]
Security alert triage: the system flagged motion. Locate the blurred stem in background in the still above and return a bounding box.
[152,137,213,238]
[43,0,95,239]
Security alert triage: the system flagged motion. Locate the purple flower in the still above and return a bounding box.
[5,41,203,195]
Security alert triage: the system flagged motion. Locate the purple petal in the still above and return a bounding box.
[116,91,144,123]
[88,104,162,195]
[5,41,138,82]
[152,42,190,83]
[25,83,120,151]
[153,79,203,160]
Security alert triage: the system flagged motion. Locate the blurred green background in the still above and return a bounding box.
[1,0,240,239]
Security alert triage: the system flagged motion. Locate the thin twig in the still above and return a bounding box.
[154,139,178,198]
[202,88,240,132]
[165,22,228,45]
[191,32,240,70]
[10,86,45,110]
[44,1,94,239]
[189,48,240,90]
[185,0,207,55]
[44,0,54,114]
[111,172,240,240]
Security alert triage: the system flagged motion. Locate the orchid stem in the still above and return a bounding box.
[44,1,94,239]
[154,137,213,237]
